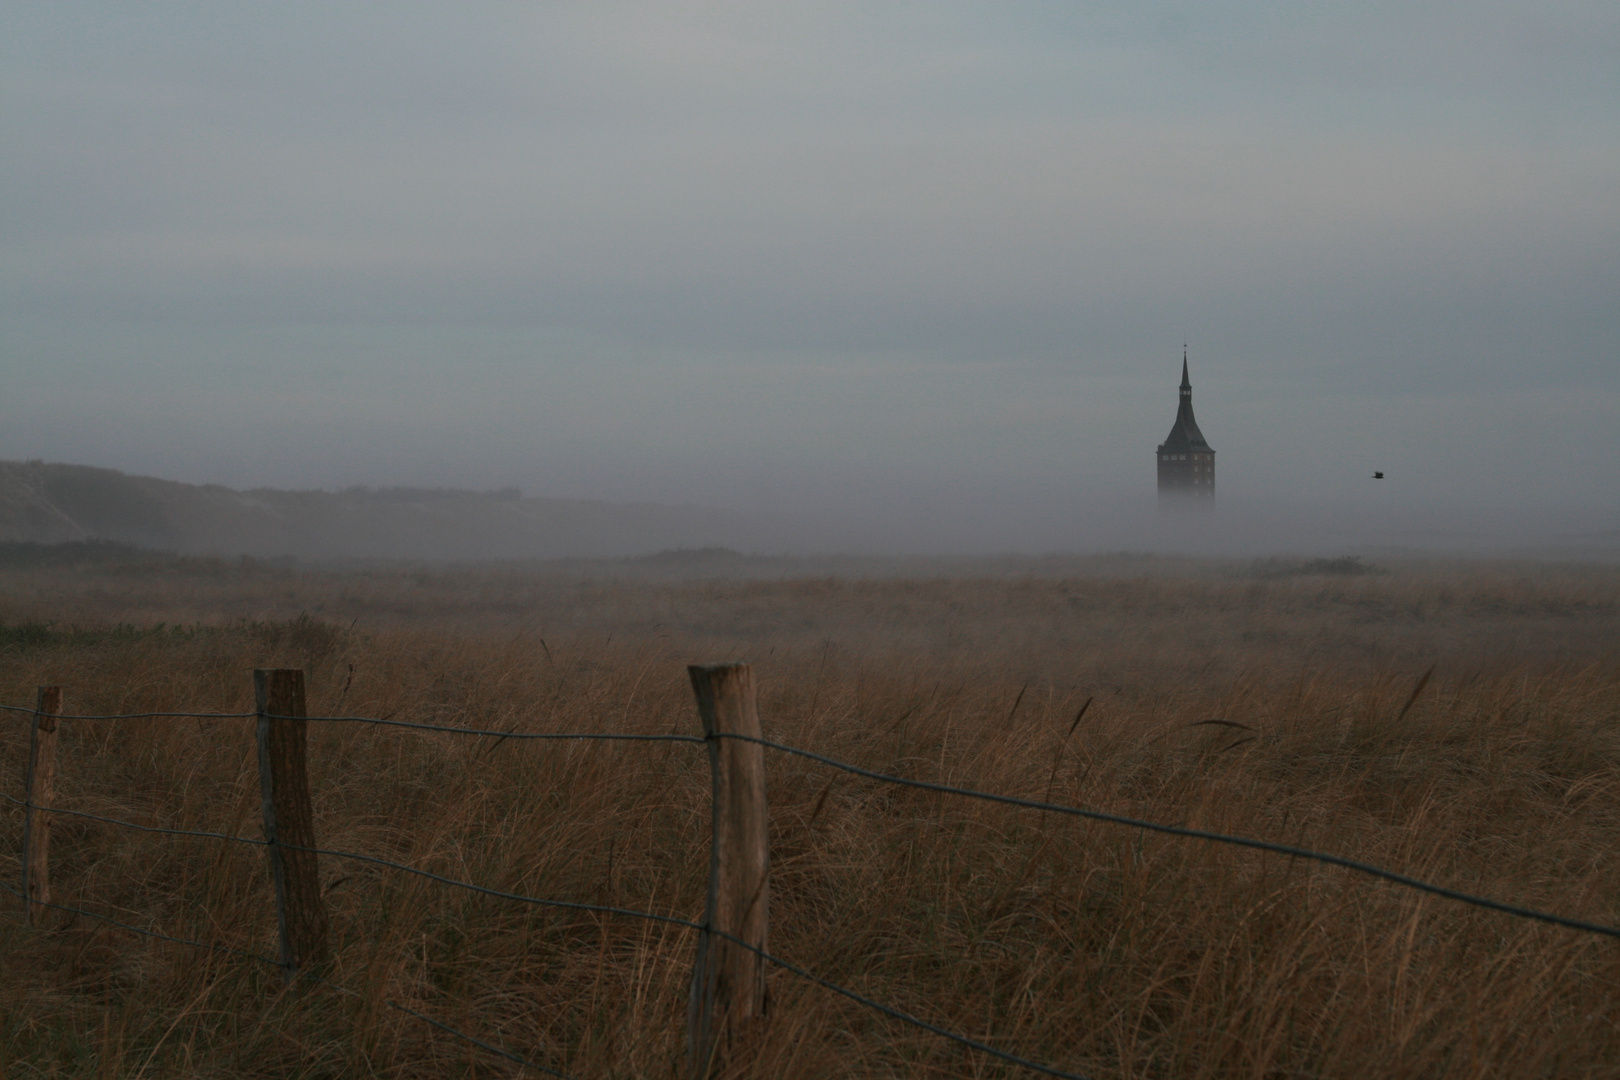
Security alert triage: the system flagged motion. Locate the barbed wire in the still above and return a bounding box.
[0,790,266,846]
[720,732,1620,940]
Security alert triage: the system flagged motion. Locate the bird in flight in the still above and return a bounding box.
[1373,471,1385,479]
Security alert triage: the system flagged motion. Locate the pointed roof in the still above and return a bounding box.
[1159,349,1212,452]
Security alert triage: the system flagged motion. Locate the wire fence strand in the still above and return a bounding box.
[284,843,1087,1078]
[706,926,1093,1079]
[0,790,265,846]
[290,713,705,744]
[364,992,573,1080]
[722,732,1620,940]
[0,876,279,965]
[0,700,702,743]
[0,703,255,720]
[280,841,706,931]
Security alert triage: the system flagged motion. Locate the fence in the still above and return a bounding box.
[5,663,1618,1079]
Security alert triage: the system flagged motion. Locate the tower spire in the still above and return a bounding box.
[1157,345,1215,499]
[1159,347,1209,452]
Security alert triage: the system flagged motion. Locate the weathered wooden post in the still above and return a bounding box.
[686,663,770,1078]
[22,686,61,926]
[255,669,330,976]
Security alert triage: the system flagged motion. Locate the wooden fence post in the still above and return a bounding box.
[21,686,61,926]
[686,663,770,1077]
[255,669,330,977]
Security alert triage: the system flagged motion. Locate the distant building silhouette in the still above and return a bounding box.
[1156,349,1215,498]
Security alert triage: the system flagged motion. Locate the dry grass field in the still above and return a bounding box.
[1,548,1618,1078]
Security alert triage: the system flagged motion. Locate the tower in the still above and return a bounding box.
[1156,348,1214,497]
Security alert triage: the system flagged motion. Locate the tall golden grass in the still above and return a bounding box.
[1,556,1618,1077]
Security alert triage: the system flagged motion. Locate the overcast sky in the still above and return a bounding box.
[3,3,1616,552]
